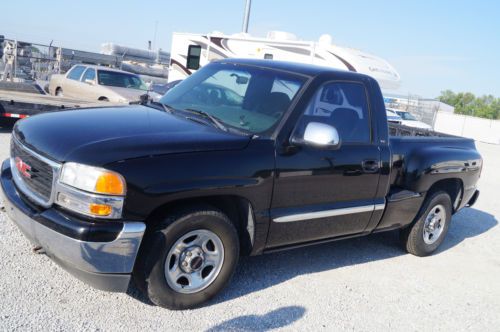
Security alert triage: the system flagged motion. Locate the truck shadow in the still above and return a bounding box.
[126,207,496,307]
[205,305,306,331]
[214,207,497,304]
[437,207,497,252]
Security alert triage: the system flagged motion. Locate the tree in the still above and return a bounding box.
[437,90,500,120]
[437,90,457,106]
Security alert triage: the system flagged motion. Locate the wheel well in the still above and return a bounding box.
[146,196,256,256]
[55,87,62,93]
[426,178,463,213]
[98,96,109,101]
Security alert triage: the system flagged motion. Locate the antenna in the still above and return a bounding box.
[242,0,252,33]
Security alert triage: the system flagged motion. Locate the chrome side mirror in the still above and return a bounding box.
[292,122,341,149]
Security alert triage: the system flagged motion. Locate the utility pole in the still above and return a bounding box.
[153,20,158,50]
[242,0,252,33]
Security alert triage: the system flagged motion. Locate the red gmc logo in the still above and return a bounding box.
[15,157,31,179]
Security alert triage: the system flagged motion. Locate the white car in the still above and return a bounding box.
[389,109,432,130]
[49,65,149,103]
[386,109,402,124]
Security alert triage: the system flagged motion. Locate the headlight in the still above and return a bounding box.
[56,163,126,219]
[60,162,125,195]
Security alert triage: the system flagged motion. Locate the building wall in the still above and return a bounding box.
[434,111,500,144]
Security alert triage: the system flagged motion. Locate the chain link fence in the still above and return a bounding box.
[1,37,170,87]
[384,94,453,127]
[1,38,62,82]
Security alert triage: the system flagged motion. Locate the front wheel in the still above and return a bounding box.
[400,191,452,256]
[134,206,240,309]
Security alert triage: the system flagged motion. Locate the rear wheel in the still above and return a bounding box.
[55,88,63,97]
[134,206,239,309]
[400,191,452,256]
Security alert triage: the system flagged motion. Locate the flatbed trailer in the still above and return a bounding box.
[0,89,116,119]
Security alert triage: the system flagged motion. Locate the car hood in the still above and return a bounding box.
[401,120,432,129]
[101,86,147,102]
[13,106,251,166]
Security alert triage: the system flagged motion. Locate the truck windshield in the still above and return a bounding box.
[160,63,306,134]
[97,70,148,90]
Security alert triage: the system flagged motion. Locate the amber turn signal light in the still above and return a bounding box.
[89,203,113,216]
[95,172,125,195]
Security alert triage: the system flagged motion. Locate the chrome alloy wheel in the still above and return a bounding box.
[423,204,446,244]
[164,229,224,294]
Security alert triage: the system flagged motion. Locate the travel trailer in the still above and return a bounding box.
[168,31,401,90]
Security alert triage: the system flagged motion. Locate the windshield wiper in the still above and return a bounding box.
[160,103,176,114]
[140,101,177,114]
[183,108,228,132]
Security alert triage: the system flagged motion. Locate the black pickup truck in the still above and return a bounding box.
[0,59,482,309]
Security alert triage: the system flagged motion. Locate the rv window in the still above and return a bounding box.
[264,53,273,60]
[187,45,202,70]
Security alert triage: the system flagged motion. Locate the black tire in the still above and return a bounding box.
[98,97,109,102]
[400,191,452,256]
[133,206,240,310]
[55,88,63,97]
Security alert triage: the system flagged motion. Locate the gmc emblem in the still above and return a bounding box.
[15,157,31,179]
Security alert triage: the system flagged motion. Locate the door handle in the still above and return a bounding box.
[362,160,379,173]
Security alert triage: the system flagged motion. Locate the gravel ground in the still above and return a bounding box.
[0,123,499,331]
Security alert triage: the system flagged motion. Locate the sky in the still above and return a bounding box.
[1,0,499,98]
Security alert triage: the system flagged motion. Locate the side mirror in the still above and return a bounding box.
[291,122,341,149]
[84,79,95,85]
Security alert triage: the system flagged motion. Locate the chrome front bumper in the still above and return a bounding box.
[0,160,145,292]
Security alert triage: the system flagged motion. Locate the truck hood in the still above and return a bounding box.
[13,106,251,166]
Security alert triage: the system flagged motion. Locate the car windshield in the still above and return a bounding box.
[97,70,147,90]
[396,111,417,121]
[159,63,306,134]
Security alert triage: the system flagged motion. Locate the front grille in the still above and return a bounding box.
[11,138,55,203]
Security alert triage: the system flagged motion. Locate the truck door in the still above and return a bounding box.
[268,80,382,248]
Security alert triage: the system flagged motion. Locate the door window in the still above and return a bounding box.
[296,82,371,144]
[81,68,96,82]
[67,66,86,81]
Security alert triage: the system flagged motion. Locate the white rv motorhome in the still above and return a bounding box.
[168,31,401,90]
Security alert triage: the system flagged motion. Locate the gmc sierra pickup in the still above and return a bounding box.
[0,59,481,309]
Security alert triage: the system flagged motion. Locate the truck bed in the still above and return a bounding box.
[388,123,453,138]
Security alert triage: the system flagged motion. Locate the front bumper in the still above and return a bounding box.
[0,160,145,292]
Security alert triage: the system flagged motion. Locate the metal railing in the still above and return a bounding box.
[1,39,61,82]
[1,38,170,83]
